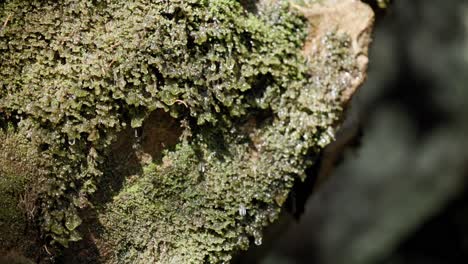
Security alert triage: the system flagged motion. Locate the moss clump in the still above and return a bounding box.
[0,124,49,251]
[0,0,306,246]
[98,33,354,263]
[97,17,355,264]
[0,131,30,247]
[0,0,356,261]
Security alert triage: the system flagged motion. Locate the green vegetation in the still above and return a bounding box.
[0,0,355,262]
[0,125,49,249]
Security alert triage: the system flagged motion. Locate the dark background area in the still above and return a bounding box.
[259,1,468,263]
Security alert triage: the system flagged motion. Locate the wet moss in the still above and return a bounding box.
[1,0,357,261]
[98,21,356,264]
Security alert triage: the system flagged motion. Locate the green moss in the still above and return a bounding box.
[0,125,49,248]
[0,0,356,261]
[97,31,356,263]
[0,171,26,245]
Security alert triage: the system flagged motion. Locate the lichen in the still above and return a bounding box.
[0,0,357,262]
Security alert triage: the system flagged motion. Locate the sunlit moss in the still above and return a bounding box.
[0,0,355,260]
[98,15,355,264]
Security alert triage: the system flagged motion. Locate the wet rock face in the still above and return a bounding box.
[0,0,374,263]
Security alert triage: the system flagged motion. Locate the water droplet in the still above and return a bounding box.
[239,205,246,216]
[294,143,303,153]
[198,162,205,173]
[326,127,335,139]
[318,136,329,147]
[210,63,216,71]
[69,139,75,146]
[254,234,262,246]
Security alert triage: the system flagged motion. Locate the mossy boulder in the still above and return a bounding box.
[0,0,374,263]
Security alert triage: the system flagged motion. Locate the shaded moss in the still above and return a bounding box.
[1,0,357,261]
[0,124,49,250]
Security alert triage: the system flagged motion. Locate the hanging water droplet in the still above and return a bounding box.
[254,232,263,246]
[210,63,216,72]
[239,204,246,217]
[255,237,262,246]
[69,139,75,146]
[198,162,205,173]
[326,127,335,139]
[318,135,330,147]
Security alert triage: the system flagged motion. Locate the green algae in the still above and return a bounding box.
[0,0,358,261]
